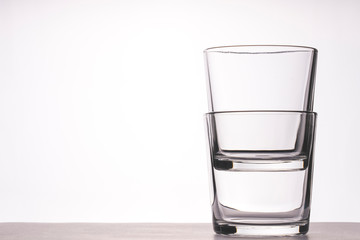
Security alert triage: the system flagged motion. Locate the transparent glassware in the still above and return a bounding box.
[205,111,316,236]
[204,45,317,112]
[203,45,318,236]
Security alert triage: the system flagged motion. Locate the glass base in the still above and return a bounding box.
[213,221,309,236]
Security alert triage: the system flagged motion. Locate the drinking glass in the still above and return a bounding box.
[203,45,318,236]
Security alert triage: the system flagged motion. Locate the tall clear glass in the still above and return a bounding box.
[203,45,318,236]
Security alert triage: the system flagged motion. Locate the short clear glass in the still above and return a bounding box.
[205,111,317,236]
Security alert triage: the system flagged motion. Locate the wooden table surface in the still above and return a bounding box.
[0,223,359,240]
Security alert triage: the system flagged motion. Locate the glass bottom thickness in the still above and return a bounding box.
[213,221,309,236]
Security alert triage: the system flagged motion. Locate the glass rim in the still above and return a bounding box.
[204,45,317,54]
[205,110,317,116]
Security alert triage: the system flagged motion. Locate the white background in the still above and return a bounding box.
[1,0,360,222]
